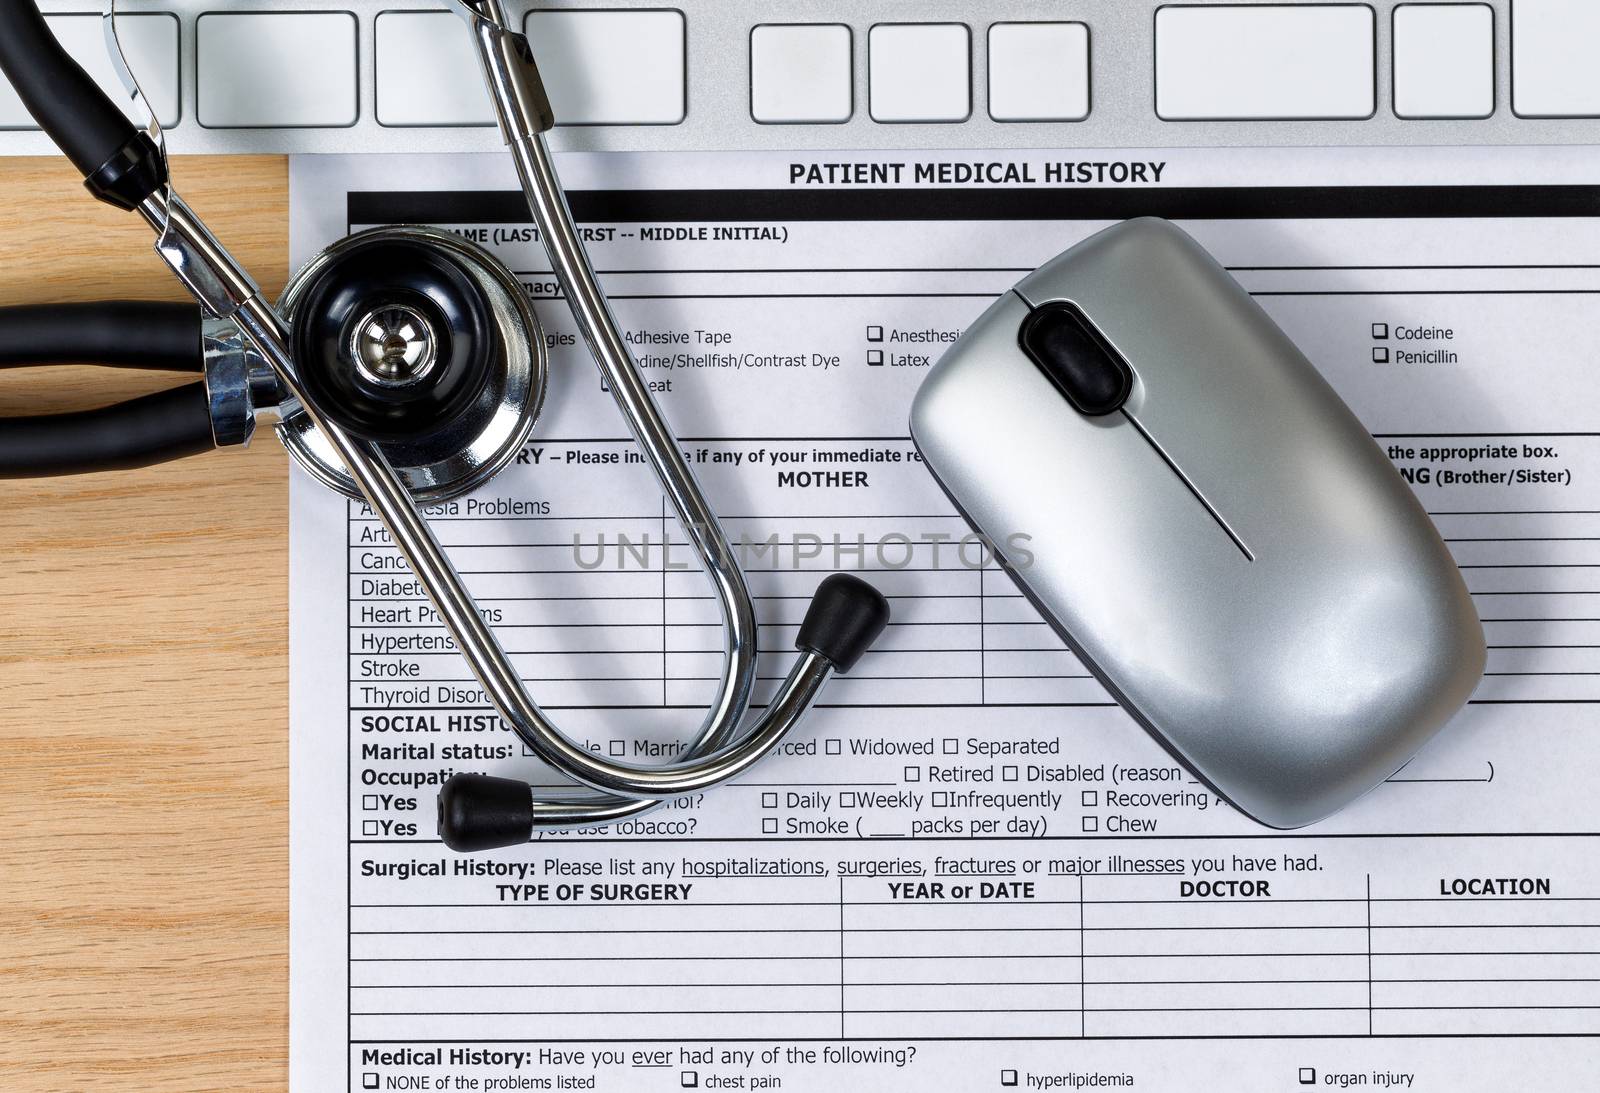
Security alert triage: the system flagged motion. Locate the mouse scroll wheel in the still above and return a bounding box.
[1018,302,1133,416]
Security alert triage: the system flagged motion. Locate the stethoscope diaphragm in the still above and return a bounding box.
[275,224,546,504]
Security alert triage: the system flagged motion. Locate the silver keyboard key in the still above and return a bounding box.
[1512,0,1600,118]
[524,10,686,125]
[987,22,1090,122]
[869,23,971,124]
[197,12,359,129]
[375,11,493,127]
[750,24,853,124]
[1393,3,1495,120]
[1155,5,1375,121]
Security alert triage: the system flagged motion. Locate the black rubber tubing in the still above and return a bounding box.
[0,3,141,180]
[0,303,201,371]
[0,382,215,477]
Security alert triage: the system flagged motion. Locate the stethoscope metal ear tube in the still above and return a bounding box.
[437,2,893,831]
[0,0,890,853]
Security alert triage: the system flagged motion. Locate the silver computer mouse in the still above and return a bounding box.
[910,217,1485,829]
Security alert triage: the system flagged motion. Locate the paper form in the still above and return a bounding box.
[290,147,1600,1091]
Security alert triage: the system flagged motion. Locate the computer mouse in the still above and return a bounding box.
[909,217,1485,828]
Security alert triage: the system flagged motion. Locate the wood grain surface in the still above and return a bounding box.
[0,156,291,1092]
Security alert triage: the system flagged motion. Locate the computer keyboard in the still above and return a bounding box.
[1,1,1596,156]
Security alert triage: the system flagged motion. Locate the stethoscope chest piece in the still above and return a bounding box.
[276,225,546,503]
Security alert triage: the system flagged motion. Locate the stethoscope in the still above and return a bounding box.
[0,1,889,851]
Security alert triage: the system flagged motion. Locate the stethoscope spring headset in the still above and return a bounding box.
[0,1,890,851]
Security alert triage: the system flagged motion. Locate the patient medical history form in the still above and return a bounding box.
[289,148,1600,1091]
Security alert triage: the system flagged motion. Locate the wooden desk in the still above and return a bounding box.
[0,156,290,1091]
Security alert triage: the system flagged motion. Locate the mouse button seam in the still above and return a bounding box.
[1009,284,1042,310]
[1119,407,1255,563]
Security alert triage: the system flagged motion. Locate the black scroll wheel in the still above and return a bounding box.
[1018,301,1133,416]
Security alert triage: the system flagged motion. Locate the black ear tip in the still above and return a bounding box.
[437,773,535,852]
[796,573,891,673]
